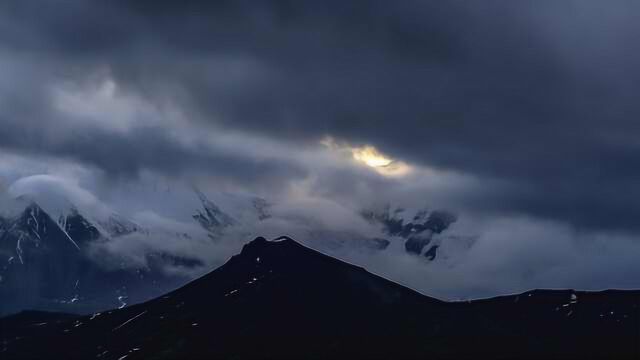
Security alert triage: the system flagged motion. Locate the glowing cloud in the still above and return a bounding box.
[352,146,393,168]
[321,137,412,177]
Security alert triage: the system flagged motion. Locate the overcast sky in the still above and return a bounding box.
[2,1,640,298]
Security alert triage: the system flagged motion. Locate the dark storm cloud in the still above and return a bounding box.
[1,1,640,231]
[0,118,307,191]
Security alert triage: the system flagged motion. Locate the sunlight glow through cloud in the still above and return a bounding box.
[321,137,412,177]
[352,146,393,167]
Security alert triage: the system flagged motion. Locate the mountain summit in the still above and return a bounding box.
[2,236,639,359]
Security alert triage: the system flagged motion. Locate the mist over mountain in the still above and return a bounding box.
[0,192,212,315]
[0,174,464,315]
[3,172,640,316]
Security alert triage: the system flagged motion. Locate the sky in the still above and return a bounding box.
[2,1,640,299]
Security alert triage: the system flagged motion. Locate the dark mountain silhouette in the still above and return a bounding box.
[1,236,639,359]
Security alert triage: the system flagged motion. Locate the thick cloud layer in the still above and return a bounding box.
[1,1,640,297]
[2,1,640,231]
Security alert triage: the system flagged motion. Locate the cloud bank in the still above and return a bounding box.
[1,1,640,298]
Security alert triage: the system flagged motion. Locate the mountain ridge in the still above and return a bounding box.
[2,236,639,359]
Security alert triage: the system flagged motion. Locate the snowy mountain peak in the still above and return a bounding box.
[59,207,103,245]
[361,206,457,259]
[0,202,80,268]
[192,189,236,235]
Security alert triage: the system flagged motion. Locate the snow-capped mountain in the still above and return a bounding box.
[361,206,457,260]
[192,189,236,238]
[0,202,94,315]
[0,202,182,316]
[0,188,264,316]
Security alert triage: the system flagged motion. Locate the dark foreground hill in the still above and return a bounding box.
[1,236,639,359]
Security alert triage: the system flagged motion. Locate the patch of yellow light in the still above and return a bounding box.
[375,161,412,177]
[320,137,412,177]
[352,146,393,168]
